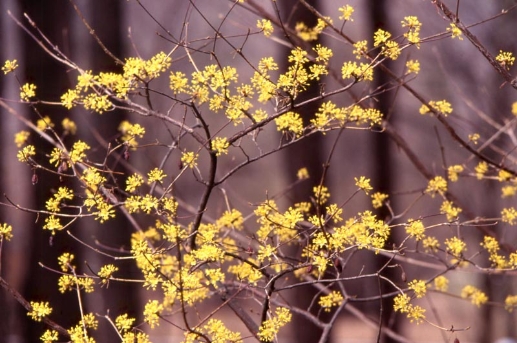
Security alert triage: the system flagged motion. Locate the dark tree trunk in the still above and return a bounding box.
[366,2,398,342]
[278,1,326,342]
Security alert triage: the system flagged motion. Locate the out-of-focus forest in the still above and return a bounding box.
[1,1,517,342]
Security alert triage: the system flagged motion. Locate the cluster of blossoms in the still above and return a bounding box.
[3,2,517,343]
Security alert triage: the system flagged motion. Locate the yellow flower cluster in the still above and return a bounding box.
[447,164,464,182]
[60,51,171,113]
[338,5,354,21]
[258,307,292,342]
[496,50,515,70]
[440,200,462,221]
[393,293,426,324]
[408,279,427,298]
[445,236,466,256]
[342,61,373,81]
[461,285,488,307]
[448,23,463,40]
[98,264,118,284]
[255,200,303,244]
[406,60,420,74]
[58,275,95,293]
[480,236,511,269]
[371,192,388,209]
[211,136,230,156]
[401,16,422,46]
[20,83,36,101]
[295,17,331,41]
[184,319,243,343]
[27,301,52,322]
[181,151,198,169]
[474,161,488,180]
[118,121,146,147]
[0,223,13,241]
[434,276,449,292]
[143,300,163,328]
[505,295,517,312]
[425,176,447,197]
[502,207,517,225]
[419,99,453,116]
[311,101,383,132]
[355,176,373,194]
[257,19,274,37]
[318,290,344,312]
[406,219,425,241]
[1,59,18,74]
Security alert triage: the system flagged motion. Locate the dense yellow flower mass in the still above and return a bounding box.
[5,3,517,342]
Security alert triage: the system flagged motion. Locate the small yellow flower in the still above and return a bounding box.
[58,253,74,272]
[383,40,401,60]
[352,40,368,59]
[441,200,462,221]
[373,29,391,47]
[2,59,18,74]
[313,185,330,205]
[20,83,36,101]
[423,236,440,252]
[425,176,447,197]
[502,207,517,225]
[77,70,94,91]
[407,305,426,324]
[371,192,388,209]
[355,176,373,194]
[406,219,425,241]
[36,116,54,131]
[60,89,79,109]
[169,71,188,94]
[474,161,488,180]
[447,23,463,40]
[419,100,453,116]
[406,60,420,74]
[408,279,427,298]
[211,137,230,156]
[143,300,163,329]
[319,291,344,311]
[61,118,77,135]
[27,301,52,322]
[447,164,464,182]
[126,174,144,192]
[257,19,274,37]
[505,295,517,312]
[512,101,517,116]
[17,145,36,162]
[393,293,411,313]
[496,50,515,70]
[115,314,136,332]
[98,264,118,284]
[468,133,480,144]
[461,285,488,307]
[338,5,354,21]
[83,93,112,113]
[181,151,198,169]
[14,130,30,148]
[297,167,309,180]
[258,307,292,342]
[445,236,466,256]
[148,168,167,183]
[275,111,304,136]
[434,276,449,292]
[40,329,59,343]
[0,223,13,241]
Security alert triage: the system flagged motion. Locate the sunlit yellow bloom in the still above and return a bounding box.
[20,83,36,101]
[2,59,18,74]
